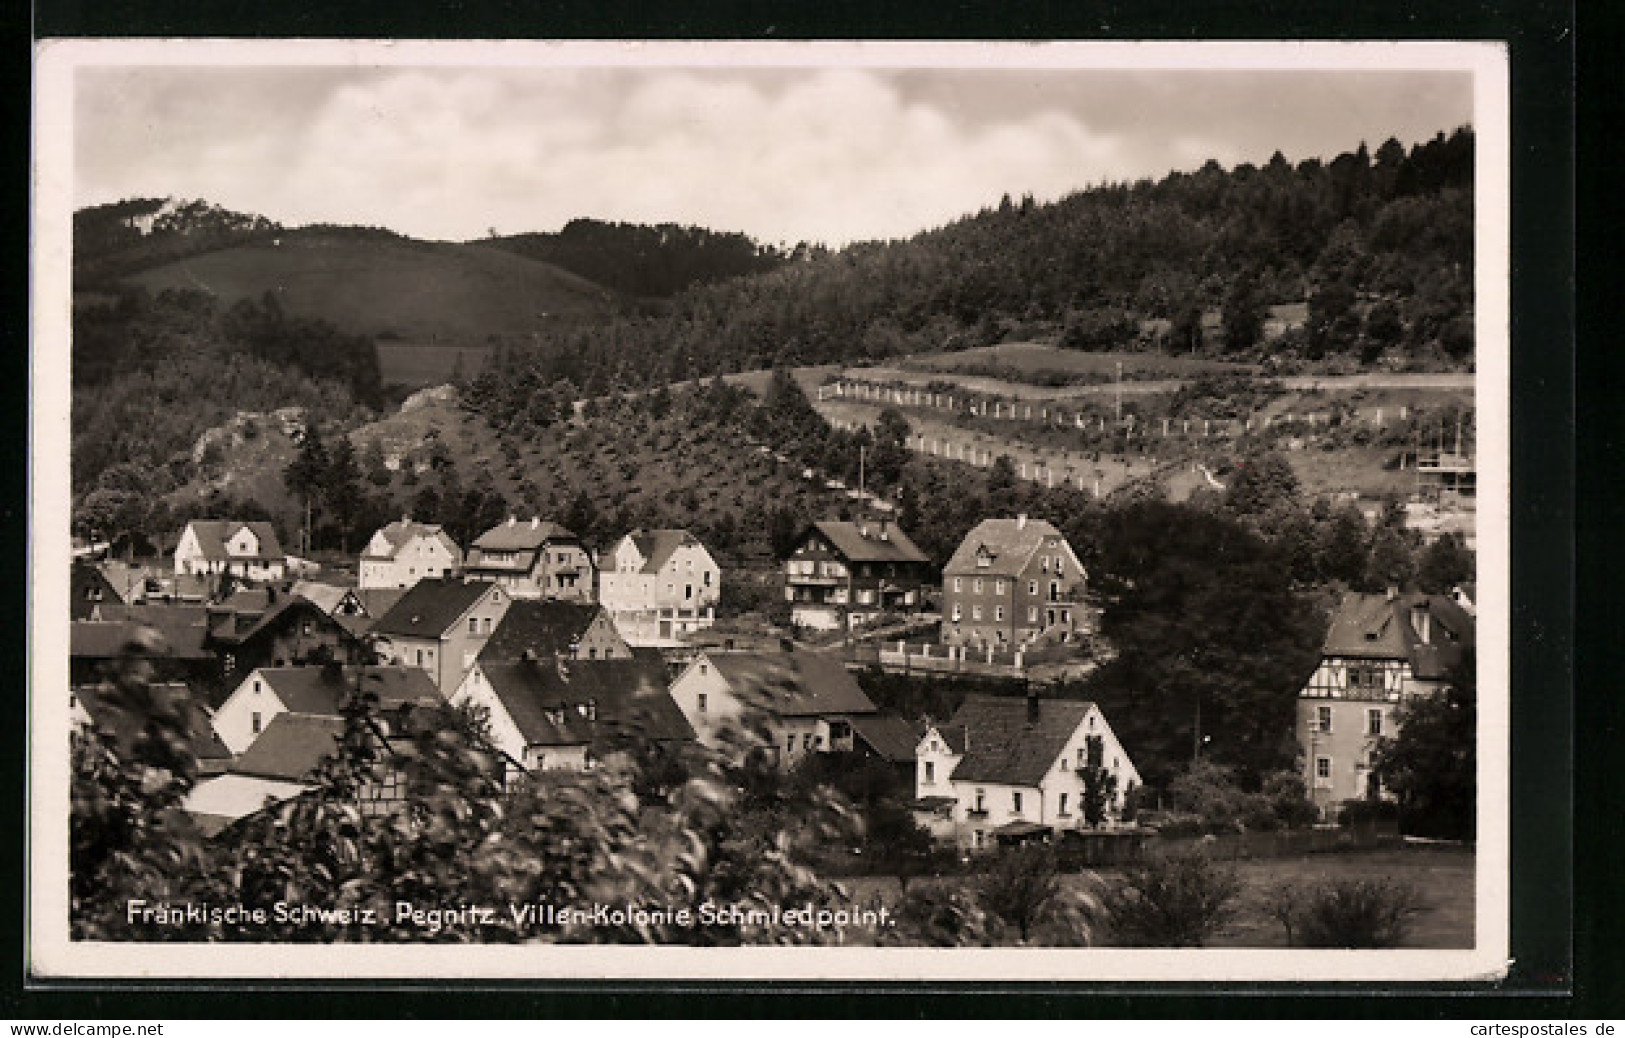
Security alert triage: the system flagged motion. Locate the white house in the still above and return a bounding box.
[667,648,877,769]
[212,664,442,755]
[358,518,463,590]
[183,713,345,831]
[597,529,721,646]
[914,693,1140,852]
[173,521,286,582]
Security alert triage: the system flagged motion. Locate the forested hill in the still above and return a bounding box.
[484,219,787,300]
[476,128,1475,397]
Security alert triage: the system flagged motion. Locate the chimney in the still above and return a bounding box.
[402,512,410,525]
[1017,514,1028,530]
[531,517,540,529]
[1026,688,1040,724]
[1385,584,1399,602]
[521,648,537,663]
[507,516,517,527]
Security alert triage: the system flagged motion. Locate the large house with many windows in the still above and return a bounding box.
[462,518,595,601]
[940,516,1088,649]
[1295,589,1474,812]
[358,517,463,590]
[369,578,513,693]
[597,529,720,646]
[781,520,933,631]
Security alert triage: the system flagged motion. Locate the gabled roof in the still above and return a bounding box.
[290,580,355,617]
[362,520,461,562]
[181,521,284,563]
[478,650,693,750]
[944,517,1072,577]
[252,665,442,715]
[848,714,925,763]
[624,529,702,573]
[371,577,497,639]
[703,649,877,718]
[472,518,578,552]
[946,694,1093,788]
[74,682,232,763]
[478,600,613,662]
[799,521,930,565]
[354,588,408,618]
[924,722,967,755]
[231,713,345,781]
[1321,591,1475,678]
[206,596,337,649]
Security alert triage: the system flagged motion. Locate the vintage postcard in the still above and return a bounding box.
[31,39,1509,981]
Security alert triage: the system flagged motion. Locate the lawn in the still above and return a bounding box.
[837,843,1476,949]
[902,342,1257,381]
[377,342,491,388]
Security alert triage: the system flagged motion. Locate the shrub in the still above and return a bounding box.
[1102,852,1242,947]
[1266,878,1426,948]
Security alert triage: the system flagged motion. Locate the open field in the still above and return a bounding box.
[123,232,617,342]
[839,843,1474,949]
[377,343,491,388]
[902,342,1257,381]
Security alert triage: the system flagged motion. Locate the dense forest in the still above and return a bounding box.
[469,129,1474,397]
[486,218,787,299]
[71,287,381,505]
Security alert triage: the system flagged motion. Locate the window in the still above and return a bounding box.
[1314,757,1333,787]
[1012,791,1023,813]
[994,580,1005,595]
[952,604,962,622]
[1367,709,1383,736]
[253,679,262,694]
[697,693,707,714]
[704,571,712,586]
[923,761,935,783]
[1056,557,1065,577]
[469,617,479,634]
[995,606,1005,621]
[972,606,982,621]
[802,733,812,751]
[1349,665,1382,691]
[482,617,492,634]
[415,649,425,667]
[973,830,985,849]
[1028,580,1038,596]
[685,584,693,600]
[587,647,598,659]
[787,734,796,752]
[1057,792,1069,815]
[1317,705,1333,733]
[974,789,986,812]
[973,578,983,594]
[251,712,262,735]
[1028,607,1038,623]
[953,577,962,593]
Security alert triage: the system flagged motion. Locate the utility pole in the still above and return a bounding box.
[858,444,866,501]
[1114,361,1123,425]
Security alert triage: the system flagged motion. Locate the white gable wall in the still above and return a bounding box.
[212,669,287,755]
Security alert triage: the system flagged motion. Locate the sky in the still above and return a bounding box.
[70,53,1476,247]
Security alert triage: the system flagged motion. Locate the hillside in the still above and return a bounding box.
[116,230,619,344]
[486,218,786,299]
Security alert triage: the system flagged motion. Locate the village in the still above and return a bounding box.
[70,465,1475,859]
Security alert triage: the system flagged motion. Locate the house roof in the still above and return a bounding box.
[472,518,578,552]
[231,713,345,781]
[703,649,877,718]
[944,517,1071,577]
[624,529,700,573]
[478,600,611,662]
[354,588,408,618]
[182,521,284,563]
[946,694,1093,788]
[253,665,442,715]
[71,605,215,661]
[362,520,461,562]
[848,714,925,763]
[75,682,233,763]
[478,650,693,750]
[1320,591,1475,679]
[206,596,338,649]
[371,577,496,639]
[803,521,930,565]
[290,580,355,617]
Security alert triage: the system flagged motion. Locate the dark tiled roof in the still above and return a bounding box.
[253,665,441,715]
[75,682,232,762]
[72,605,215,661]
[946,694,1093,788]
[479,651,693,750]
[183,521,284,563]
[371,577,496,639]
[801,521,930,565]
[848,714,925,763]
[472,518,577,552]
[478,600,613,662]
[944,517,1071,576]
[625,529,699,573]
[231,713,345,781]
[354,588,408,618]
[705,649,877,718]
[206,597,336,649]
[1321,591,1475,678]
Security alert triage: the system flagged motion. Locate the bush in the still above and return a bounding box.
[1102,852,1242,947]
[1266,878,1426,948]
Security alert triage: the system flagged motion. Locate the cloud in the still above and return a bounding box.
[71,64,1473,246]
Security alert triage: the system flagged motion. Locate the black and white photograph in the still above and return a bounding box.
[30,40,1509,981]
